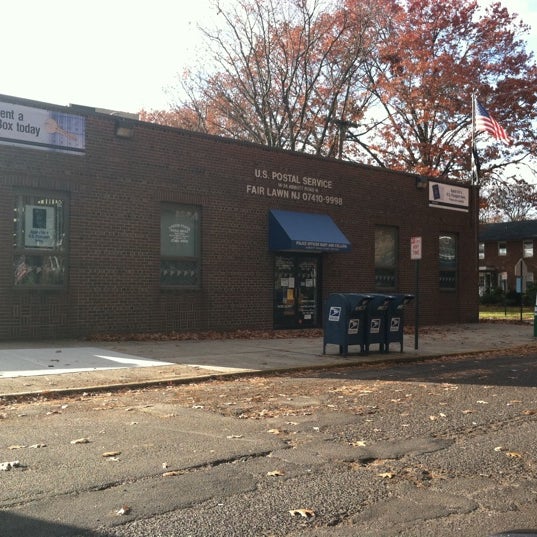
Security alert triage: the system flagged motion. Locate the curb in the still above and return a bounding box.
[4,344,534,402]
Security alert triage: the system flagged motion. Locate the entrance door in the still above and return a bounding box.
[273,254,321,329]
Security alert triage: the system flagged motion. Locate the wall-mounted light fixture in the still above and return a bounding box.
[416,176,428,190]
[115,120,134,139]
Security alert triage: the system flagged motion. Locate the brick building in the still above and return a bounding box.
[479,220,537,295]
[0,95,479,340]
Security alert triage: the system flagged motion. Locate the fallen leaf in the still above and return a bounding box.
[7,445,26,450]
[102,451,121,458]
[226,435,243,439]
[494,446,506,452]
[377,472,395,479]
[506,451,523,458]
[29,443,47,449]
[70,438,90,444]
[521,409,537,415]
[268,429,282,435]
[267,470,285,477]
[476,401,488,404]
[289,508,315,518]
[116,505,131,516]
[163,470,183,477]
[0,461,20,471]
[350,440,367,447]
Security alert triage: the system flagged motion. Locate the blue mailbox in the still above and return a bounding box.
[323,293,372,356]
[364,294,395,353]
[385,294,415,352]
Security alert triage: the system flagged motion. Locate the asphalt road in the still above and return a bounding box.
[1,349,537,537]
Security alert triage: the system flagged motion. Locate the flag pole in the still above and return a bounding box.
[471,92,479,186]
[471,91,481,316]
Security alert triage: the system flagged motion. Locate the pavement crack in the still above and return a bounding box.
[1,450,276,511]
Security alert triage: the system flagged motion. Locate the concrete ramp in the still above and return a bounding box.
[0,347,173,378]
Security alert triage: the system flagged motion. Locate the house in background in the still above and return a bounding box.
[478,220,537,296]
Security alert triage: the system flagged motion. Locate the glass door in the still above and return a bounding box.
[273,254,320,329]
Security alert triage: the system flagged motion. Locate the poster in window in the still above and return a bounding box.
[161,208,199,257]
[24,205,56,248]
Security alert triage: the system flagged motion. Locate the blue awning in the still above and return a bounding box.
[268,209,351,252]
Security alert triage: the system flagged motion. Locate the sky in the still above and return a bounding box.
[1,0,536,114]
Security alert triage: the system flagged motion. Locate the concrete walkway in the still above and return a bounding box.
[0,323,536,398]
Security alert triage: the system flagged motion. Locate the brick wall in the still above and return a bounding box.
[0,97,479,340]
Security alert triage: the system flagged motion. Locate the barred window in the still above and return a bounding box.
[160,204,201,288]
[375,226,398,289]
[439,234,457,290]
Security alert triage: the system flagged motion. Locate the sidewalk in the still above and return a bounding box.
[1,323,536,399]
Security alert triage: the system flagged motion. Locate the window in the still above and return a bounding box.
[478,242,485,260]
[439,233,457,290]
[13,191,68,287]
[498,241,507,256]
[160,204,201,287]
[375,226,397,289]
[523,240,533,258]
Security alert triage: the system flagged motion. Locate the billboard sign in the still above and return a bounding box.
[0,101,85,154]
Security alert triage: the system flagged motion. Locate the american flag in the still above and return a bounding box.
[475,98,512,145]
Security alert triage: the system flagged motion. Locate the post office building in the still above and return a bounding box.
[0,95,479,340]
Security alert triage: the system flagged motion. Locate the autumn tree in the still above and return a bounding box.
[145,0,536,190]
[354,0,537,181]
[152,0,384,156]
[480,177,537,222]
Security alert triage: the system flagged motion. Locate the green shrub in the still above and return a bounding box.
[480,287,505,305]
[525,282,536,307]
